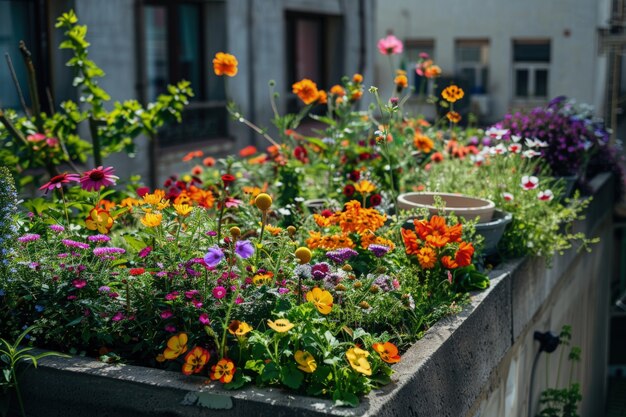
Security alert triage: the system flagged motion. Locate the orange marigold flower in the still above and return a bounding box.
[182,346,210,375]
[401,228,420,255]
[372,342,401,364]
[413,134,435,153]
[292,78,320,105]
[330,84,346,97]
[203,156,216,167]
[213,52,238,77]
[394,74,408,88]
[119,197,140,212]
[424,64,442,78]
[360,229,395,251]
[252,272,274,286]
[442,85,464,103]
[163,333,188,360]
[317,90,328,104]
[446,111,462,123]
[455,241,474,267]
[417,246,437,269]
[265,224,283,235]
[447,223,463,243]
[351,90,363,101]
[431,152,444,163]
[313,213,335,228]
[352,73,363,83]
[441,255,459,269]
[211,358,236,383]
[239,145,257,157]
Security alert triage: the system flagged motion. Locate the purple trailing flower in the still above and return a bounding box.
[61,239,89,250]
[368,244,390,258]
[18,233,40,243]
[204,246,225,267]
[235,240,254,259]
[325,248,358,263]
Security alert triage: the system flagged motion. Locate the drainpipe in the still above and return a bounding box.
[527,331,560,417]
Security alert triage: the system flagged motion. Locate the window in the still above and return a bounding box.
[513,40,550,99]
[455,40,489,94]
[0,0,50,114]
[142,1,227,146]
[285,12,344,112]
[403,39,435,97]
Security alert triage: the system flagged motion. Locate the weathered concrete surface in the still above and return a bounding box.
[12,175,613,417]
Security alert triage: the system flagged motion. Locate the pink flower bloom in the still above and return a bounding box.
[521,176,539,190]
[419,52,430,59]
[62,239,90,250]
[185,290,199,299]
[502,192,514,202]
[112,312,125,322]
[192,300,203,308]
[165,325,177,333]
[80,166,119,191]
[160,310,173,319]
[27,133,46,142]
[49,224,65,233]
[138,246,152,258]
[224,197,243,208]
[39,173,80,194]
[72,279,87,289]
[235,296,243,304]
[165,291,179,301]
[199,313,210,325]
[212,286,227,299]
[18,233,41,243]
[377,34,403,55]
[538,190,554,201]
[46,137,59,147]
[67,295,77,300]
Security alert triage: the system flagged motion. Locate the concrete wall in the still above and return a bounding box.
[375,0,610,123]
[11,174,613,417]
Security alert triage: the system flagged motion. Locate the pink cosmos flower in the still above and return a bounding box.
[39,173,80,193]
[80,166,119,191]
[502,192,514,202]
[212,286,227,299]
[538,190,554,201]
[377,35,403,55]
[521,176,539,190]
[224,197,243,208]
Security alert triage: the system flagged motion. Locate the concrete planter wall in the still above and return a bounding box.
[12,174,613,417]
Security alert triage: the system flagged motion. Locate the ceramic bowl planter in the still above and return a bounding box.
[474,209,513,256]
[397,192,496,223]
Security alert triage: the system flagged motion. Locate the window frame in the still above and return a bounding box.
[455,39,489,94]
[512,40,551,101]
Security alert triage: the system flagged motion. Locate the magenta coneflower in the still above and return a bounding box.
[80,166,119,191]
[39,173,80,194]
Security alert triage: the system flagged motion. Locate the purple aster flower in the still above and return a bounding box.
[206,230,217,237]
[368,244,390,258]
[87,234,111,242]
[325,248,358,263]
[93,247,126,257]
[98,286,111,293]
[235,240,254,259]
[49,224,65,233]
[18,233,41,243]
[61,239,89,250]
[204,246,225,267]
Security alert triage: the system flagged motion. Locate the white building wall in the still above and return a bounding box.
[376,0,608,123]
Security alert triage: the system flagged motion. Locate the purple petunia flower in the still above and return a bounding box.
[235,240,254,259]
[368,244,390,258]
[204,246,225,267]
[326,248,358,263]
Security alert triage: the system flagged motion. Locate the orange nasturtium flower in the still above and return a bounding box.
[441,85,465,103]
[446,111,462,123]
[163,333,188,360]
[267,318,294,333]
[294,350,317,373]
[211,358,236,383]
[85,208,114,234]
[213,52,238,77]
[227,320,253,336]
[372,342,401,364]
[305,287,333,315]
[141,212,163,228]
[345,347,372,376]
[292,78,320,105]
[182,346,210,375]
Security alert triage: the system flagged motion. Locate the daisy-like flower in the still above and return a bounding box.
[354,180,376,195]
[521,176,539,190]
[39,173,80,194]
[212,286,227,299]
[87,234,111,242]
[441,85,464,103]
[61,239,90,250]
[294,350,317,373]
[80,166,118,191]
[93,247,126,257]
[508,143,523,153]
[292,79,320,105]
[489,144,508,155]
[267,318,294,333]
[538,190,554,201]
[210,358,236,383]
[377,34,403,55]
[49,224,65,233]
[18,233,41,243]
[522,149,542,158]
[446,111,461,123]
[140,212,163,228]
[485,127,509,140]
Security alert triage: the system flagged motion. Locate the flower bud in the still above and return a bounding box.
[230,226,241,238]
[294,247,312,264]
[255,193,273,211]
[287,225,297,236]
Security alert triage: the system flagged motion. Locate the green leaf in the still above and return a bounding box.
[224,370,251,390]
[332,390,359,407]
[280,364,304,390]
[65,316,84,327]
[261,361,280,382]
[123,235,146,251]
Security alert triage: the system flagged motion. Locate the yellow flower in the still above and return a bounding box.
[265,224,283,235]
[446,111,462,124]
[295,350,317,373]
[252,272,274,286]
[346,347,372,376]
[210,358,236,383]
[305,287,333,315]
[173,203,193,217]
[141,212,163,227]
[354,180,376,195]
[163,333,188,360]
[227,320,253,336]
[255,193,273,211]
[394,74,408,88]
[213,52,238,77]
[85,208,113,234]
[295,247,312,264]
[442,85,464,103]
[267,318,294,333]
[142,189,166,205]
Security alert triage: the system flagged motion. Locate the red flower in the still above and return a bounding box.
[348,170,361,182]
[455,242,475,267]
[136,187,150,197]
[369,193,382,207]
[294,146,308,163]
[343,184,356,197]
[129,268,146,276]
[441,256,459,269]
[39,173,80,194]
[221,174,236,188]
